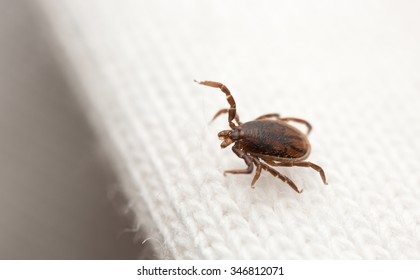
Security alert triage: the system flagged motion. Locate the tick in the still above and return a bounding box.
[195,80,328,193]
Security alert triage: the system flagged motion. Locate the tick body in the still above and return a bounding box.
[236,120,310,161]
[195,80,328,193]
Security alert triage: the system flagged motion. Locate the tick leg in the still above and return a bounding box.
[259,161,302,193]
[256,113,281,120]
[194,80,237,129]
[225,146,301,192]
[224,144,253,176]
[280,118,312,135]
[264,160,328,185]
[251,158,263,187]
[211,108,241,125]
[255,114,312,135]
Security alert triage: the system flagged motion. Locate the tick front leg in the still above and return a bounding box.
[224,144,253,176]
[211,108,241,125]
[264,160,328,185]
[194,80,237,129]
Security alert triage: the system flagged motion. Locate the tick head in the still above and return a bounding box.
[218,130,232,148]
[218,129,239,148]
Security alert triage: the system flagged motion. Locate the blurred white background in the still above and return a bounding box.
[0,0,146,259]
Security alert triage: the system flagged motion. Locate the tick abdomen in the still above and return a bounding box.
[238,120,310,160]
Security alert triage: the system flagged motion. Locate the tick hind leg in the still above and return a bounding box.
[225,145,301,192]
[264,160,328,185]
[256,113,281,120]
[256,113,312,135]
[257,160,302,193]
[281,118,312,135]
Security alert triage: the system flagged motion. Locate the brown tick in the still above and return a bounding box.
[195,80,328,193]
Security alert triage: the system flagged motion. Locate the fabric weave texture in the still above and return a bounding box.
[38,0,420,259]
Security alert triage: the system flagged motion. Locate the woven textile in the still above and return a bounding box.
[37,0,420,259]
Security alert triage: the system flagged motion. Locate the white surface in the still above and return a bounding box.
[37,0,420,259]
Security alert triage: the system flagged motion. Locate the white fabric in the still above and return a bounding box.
[37,0,420,259]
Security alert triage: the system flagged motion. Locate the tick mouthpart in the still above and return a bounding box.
[217,130,233,148]
[218,130,231,138]
[220,138,233,148]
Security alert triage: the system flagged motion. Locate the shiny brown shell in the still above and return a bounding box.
[236,120,311,162]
